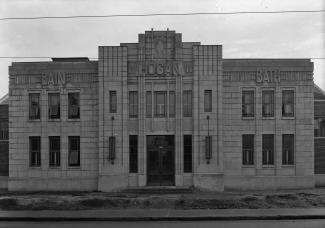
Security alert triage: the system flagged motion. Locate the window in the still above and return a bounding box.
[108,136,116,161]
[242,91,254,117]
[205,136,212,160]
[262,134,274,165]
[29,93,40,120]
[129,91,138,118]
[204,90,212,112]
[29,136,41,167]
[169,91,175,117]
[146,91,152,117]
[183,135,192,173]
[0,121,8,140]
[282,90,294,117]
[129,135,138,173]
[262,91,274,117]
[242,135,254,165]
[183,90,192,117]
[109,91,117,113]
[68,92,80,119]
[315,119,325,137]
[49,136,60,167]
[283,134,294,165]
[154,92,167,117]
[68,136,80,166]
[48,93,60,119]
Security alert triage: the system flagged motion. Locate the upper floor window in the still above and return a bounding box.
[315,119,325,137]
[282,90,294,117]
[48,93,60,119]
[242,91,254,117]
[29,93,40,120]
[242,134,254,165]
[204,90,212,112]
[109,91,117,113]
[146,91,152,117]
[169,91,175,117]
[262,91,274,117]
[68,136,80,167]
[262,134,274,165]
[282,134,294,165]
[129,91,138,118]
[154,92,167,117]
[49,136,60,167]
[68,92,80,119]
[129,135,138,173]
[29,136,41,167]
[183,90,192,117]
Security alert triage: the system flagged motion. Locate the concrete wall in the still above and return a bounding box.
[8,60,99,191]
[223,59,314,190]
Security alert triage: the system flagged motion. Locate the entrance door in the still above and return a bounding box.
[147,135,175,186]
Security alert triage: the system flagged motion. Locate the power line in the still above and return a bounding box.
[0,9,324,21]
[0,57,324,60]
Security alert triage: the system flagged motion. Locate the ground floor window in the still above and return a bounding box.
[129,135,138,173]
[29,136,41,167]
[282,134,294,165]
[183,135,192,173]
[262,134,274,165]
[49,136,60,167]
[242,134,254,165]
[68,136,80,166]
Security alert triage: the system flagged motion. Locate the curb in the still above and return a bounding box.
[1,215,325,221]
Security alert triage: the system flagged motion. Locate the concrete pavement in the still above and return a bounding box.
[1,208,325,221]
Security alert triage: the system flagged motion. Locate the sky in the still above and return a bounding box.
[0,0,324,98]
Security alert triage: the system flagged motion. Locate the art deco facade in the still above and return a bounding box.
[7,30,315,191]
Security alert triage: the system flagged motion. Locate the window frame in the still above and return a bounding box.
[29,93,41,120]
[262,90,275,118]
[262,134,274,166]
[242,90,255,118]
[282,90,295,118]
[242,134,254,166]
[129,91,138,118]
[146,91,152,117]
[109,91,117,113]
[183,135,192,173]
[129,135,138,173]
[183,90,192,117]
[68,92,80,119]
[282,134,295,165]
[29,136,41,167]
[169,91,175,117]
[49,136,60,167]
[48,93,61,120]
[68,136,80,167]
[154,91,167,118]
[204,90,212,112]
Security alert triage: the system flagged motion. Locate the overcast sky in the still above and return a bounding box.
[0,0,324,98]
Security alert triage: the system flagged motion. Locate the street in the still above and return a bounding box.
[1,220,325,228]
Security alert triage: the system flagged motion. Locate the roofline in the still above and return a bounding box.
[0,94,8,105]
[315,83,325,97]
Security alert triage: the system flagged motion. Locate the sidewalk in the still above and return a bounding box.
[1,208,325,221]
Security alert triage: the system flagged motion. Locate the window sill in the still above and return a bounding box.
[67,119,81,122]
[262,165,275,168]
[262,117,275,120]
[48,166,61,169]
[67,166,81,169]
[282,164,295,168]
[242,165,255,168]
[48,119,61,122]
[282,117,295,120]
[242,117,255,120]
[28,166,41,169]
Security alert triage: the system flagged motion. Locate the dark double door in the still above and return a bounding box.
[147,135,175,186]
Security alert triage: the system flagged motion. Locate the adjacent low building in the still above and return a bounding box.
[3,30,319,191]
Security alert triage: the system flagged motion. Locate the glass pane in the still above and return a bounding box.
[204,90,212,112]
[146,91,152,117]
[169,91,175,117]
[49,93,60,119]
[109,91,117,113]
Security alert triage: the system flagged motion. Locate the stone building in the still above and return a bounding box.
[5,30,317,191]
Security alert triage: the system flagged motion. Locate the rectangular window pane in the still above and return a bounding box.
[183,135,192,173]
[262,91,274,117]
[242,91,254,117]
[204,90,212,112]
[49,136,60,167]
[29,93,40,120]
[68,136,80,166]
[169,91,175,117]
[242,135,254,165]
[109,91,117,113]
[183,90,192,117]
[68,92,80,119]
[146,91,152,117]
[48,93,60,119]
[29,136,41,167]
[129,91,138,118]
[129,135,138,173]
[282,90,294,117]
[282,134,294,165]
[262,134,274,165]
[154,92,166,117]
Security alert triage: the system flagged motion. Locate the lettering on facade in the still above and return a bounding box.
[136,61,193,76]
[256,69,280,83]
[42,72,66,85]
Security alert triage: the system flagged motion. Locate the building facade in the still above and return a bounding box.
[7,30,315,191]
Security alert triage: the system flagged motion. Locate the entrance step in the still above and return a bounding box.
[121,187,193,194]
